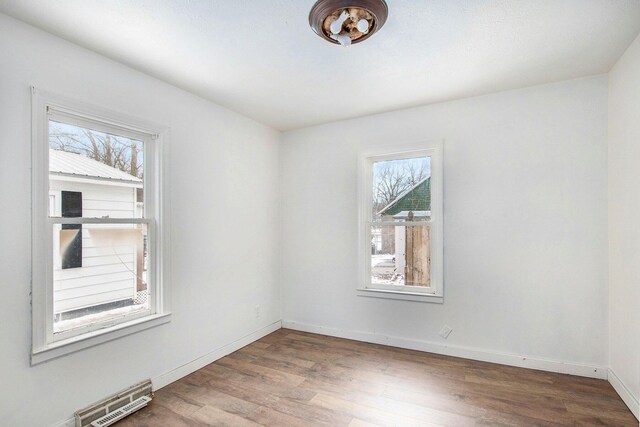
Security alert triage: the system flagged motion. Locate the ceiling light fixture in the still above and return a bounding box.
[309,0,389,47]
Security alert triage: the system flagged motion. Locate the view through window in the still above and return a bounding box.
[370,155,432,289]
[49,119,149,335]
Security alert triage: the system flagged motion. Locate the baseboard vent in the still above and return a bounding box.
[90,396,151,427]
[74,379,153,427]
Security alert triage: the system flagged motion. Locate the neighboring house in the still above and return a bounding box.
[49,149,144,320]
[378,177,431,287]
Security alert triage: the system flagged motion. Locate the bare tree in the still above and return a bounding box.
[373,162,428,214]
[50,125,143,178]
[404,162,427,188]
[374,165,408,208]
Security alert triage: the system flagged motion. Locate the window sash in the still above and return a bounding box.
[49,218,150,225]
[368,220,433,227]
[46,206,157,343]
[367,282,436,294]
[51,305,154,342]
[48,217,156,342]
[359,144,443,299]
[48,109,153,221]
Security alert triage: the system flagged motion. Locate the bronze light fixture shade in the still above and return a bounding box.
[309,0,389,46]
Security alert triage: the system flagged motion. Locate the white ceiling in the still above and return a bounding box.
[1,1,639,131]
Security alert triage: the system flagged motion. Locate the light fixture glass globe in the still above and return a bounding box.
[337,34,352,47]
[357,19,369,33]
[330,10,349,34]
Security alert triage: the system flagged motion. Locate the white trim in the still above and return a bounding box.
[49,418,75,427]
[363,282,435,294]
[45,94,164,138]
[32,87,50,359]
[373,220,434,227]
[152,320,282,390]
[282,320,607,379]
[356,287,443,303]
[608,368,640,420]
[358,141,444,301]
[32,313,171,365]
[48,217,149,225]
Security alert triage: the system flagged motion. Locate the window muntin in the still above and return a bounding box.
[361,146,443,298]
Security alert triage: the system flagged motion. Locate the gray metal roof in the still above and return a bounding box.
[49,149,142,184]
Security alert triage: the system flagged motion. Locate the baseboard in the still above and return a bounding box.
[50,318,612,427]
[282,320,608,380]
[608,368,640,420]
[50,418,75,427]
[152,320,282,390]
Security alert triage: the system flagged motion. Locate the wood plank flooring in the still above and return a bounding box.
[119,329,637,426]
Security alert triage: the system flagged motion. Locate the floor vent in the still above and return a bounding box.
[90,396,151,427]
[75,379,153,427]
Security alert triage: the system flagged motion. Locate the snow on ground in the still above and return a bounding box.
[371,254,404,285]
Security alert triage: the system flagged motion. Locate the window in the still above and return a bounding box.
[31,89,171,363]
[358,143,443,302]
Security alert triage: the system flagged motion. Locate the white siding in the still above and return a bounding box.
[50,177,140,313]
[49,178,139,219]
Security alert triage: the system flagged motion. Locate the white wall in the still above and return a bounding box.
[0,13,281,427]
[281,76,609,371]
[1,9,631,426]
[608,32,640,418]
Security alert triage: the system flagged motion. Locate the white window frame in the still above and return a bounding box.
[357,141,444,303]
[31,87,171,364]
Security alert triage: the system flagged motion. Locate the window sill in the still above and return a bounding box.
[31,312,171,365]
[356,288,443,303]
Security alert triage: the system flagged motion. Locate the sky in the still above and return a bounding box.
[49,120,144,170]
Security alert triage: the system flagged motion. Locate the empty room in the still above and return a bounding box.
[0,1,639,426]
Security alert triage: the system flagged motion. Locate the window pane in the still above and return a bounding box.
[371,225,430,287]
[52,224,149,334]
[61,191,83,269]
[60,225,82,269]
[373,156,431,222]
[48,120,144,219]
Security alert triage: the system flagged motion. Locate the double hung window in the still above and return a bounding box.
[359,144,443,302]
[31,89,171,363]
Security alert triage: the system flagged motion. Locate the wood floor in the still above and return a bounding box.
[119,329,637,426]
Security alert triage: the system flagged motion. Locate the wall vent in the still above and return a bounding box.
[74,379,152,427]
[91,396,150,427]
